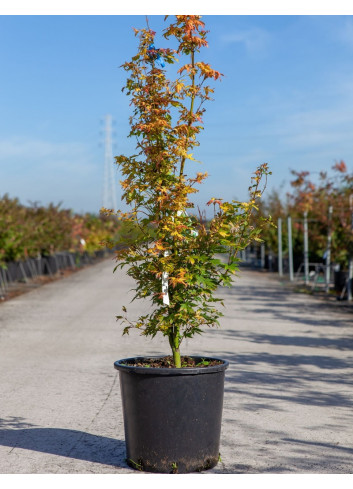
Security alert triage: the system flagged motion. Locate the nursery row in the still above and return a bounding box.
[0,249,112,299]
[257,162,353,273]
[0,194,125,266]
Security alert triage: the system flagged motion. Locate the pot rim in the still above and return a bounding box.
[114,355,229,376]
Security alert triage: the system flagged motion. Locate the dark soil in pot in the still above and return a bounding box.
[121,355,223,369]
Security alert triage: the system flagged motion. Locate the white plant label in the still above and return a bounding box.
[161,211,198,306]
[162,250,170,305]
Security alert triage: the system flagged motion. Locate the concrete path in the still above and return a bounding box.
[0,258,352,474]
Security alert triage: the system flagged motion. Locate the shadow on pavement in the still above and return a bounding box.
[222,279,352,329]
[217,350,353,408]
[221,350,352,370]
[282,438,353,455]
[211,275,353,410]
[221,330,353,351]
[0,419,127,468]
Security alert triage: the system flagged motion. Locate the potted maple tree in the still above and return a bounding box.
[107,15,271,473]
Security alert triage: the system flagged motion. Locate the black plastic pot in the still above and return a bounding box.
[334,270,348,293]
[114,355,229,474]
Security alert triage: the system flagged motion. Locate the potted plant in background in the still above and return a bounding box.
[104,15,271,473]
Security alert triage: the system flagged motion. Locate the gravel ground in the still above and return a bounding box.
[0,258,352,475]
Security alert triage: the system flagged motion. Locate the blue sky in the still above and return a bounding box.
[1,10,353,215]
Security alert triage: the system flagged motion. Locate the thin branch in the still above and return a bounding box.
[179,49,196,179]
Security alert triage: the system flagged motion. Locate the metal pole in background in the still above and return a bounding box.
[102,114,118,211]
[348,195,353,301]
[288,216,294,281]
[278,218,283,277]
[303,211,309,285]
[268,249,273,272]
[261,243,265,269]
[348,258,353,301]
[325,205,333,293]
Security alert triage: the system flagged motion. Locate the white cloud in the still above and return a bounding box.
[0,137,105,213]
[270,84,353,153]
[0,138,91,166]
[220,27,271,55]
[337,17,353,49]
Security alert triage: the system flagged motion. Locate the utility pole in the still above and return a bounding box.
[325,205,333,293]
[102,114,117,211]
[303,211,309,285]
[288,216,294,281]
[278,217,283,277]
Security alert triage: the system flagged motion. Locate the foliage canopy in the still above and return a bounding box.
[110,16,271,367]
